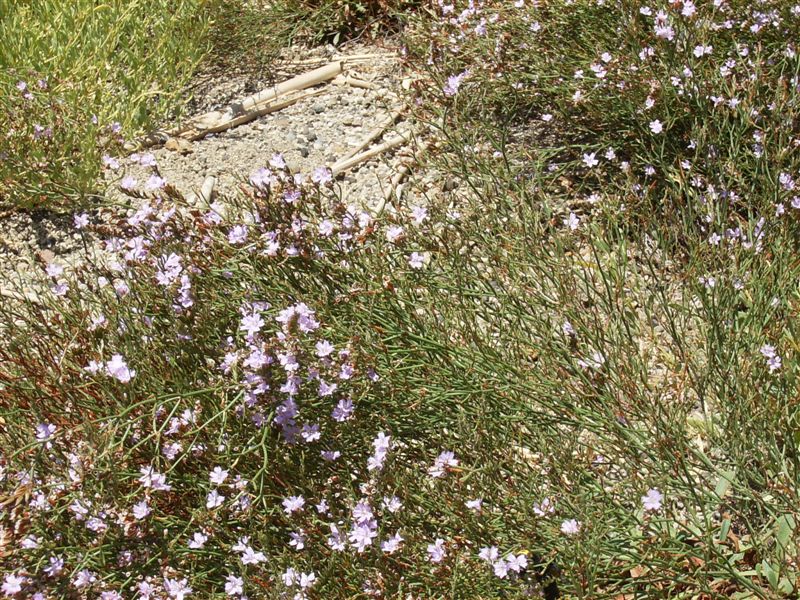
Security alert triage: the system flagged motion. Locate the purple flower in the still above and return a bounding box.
[427,538,446,563]
[206,489,225,509]
[163,577,192,600]
[479,546,499,563]
[240,545,266,565]
[465,498,483,512]
[332,398,354,422]
[188,532,208,549]
[533,497,554,516]
[283,495,305,515]
[132,500,150,520]
[145,174,166,191]
[349,523,377,552]
[493,558,509,578]
[43,555,64,577]
[381,532,403,554]
[269,153,287,169]
[224,575,243,596]
[228,225,248,245]
[106,354,135,383]
[408,252,425,269]
[428,450,458,478]
[560,518,581,535]
[35,422,56,443]
[507,554,528,573]
[249,167,272,188]
[311,166,332,185]
[642,488,663,511]
[315,340,335,357]
[289,530,306,550]
[72,570,96,588]
[443,71,468,96]
[74,212,90,229]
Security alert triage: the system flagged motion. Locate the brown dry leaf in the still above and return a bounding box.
[684,555,706,569]
[630,565,647,578]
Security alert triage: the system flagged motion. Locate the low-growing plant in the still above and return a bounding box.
[0,0,211,210]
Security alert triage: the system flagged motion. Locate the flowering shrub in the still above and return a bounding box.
[3,0,800,598]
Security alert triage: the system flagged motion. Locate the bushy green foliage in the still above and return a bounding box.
[0,0,211,210]
[3,0,800,598]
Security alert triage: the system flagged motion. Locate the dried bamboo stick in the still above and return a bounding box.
[333,75,378,90]
[172,62,342,139]
[179,87,327,140]
[331,130,412,176]
[240,62,342,112]
[337,108,403,164]
[283,53,396,66]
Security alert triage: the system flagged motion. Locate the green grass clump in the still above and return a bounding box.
[0,0,212,210]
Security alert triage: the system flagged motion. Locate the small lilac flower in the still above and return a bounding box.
[479,546,499,563]
[35,422,56,443]
[564,212,580,231]
[269,153,287,169]
[315,340,335,357]
[228,225,248,245]
[382,496,402,513]
[322,450,341,461]
[188,532,208,549]
[349,523,377,552]
[206,489,224,509]
[163,577,192,600]
[560,518,581,535]
[132,500,150,520]
[428,450,458,478]
[106,354,135,383]
[642,488,663,511]
[443,71,468,96]
[408,252,425,269]
[299,572,316,590]
[493,558,509,578]
[533,497,554,516]
[465,498,483,512]
[2,574,25,596]
[144,174,166,191]
[311,166,332,185]
[43,555,64,577]
[427,538,446,563]
[649,119,664,134]
[209,466,229,486]
[283,495,305,515]
[332,398,354,422]
[582,152,599,168]
[224,575,243,597]
[507,554,528,573]
[289,530,306,550]
[73,212,90,229]
[45,262,64,278]
[385,225,404,243]
[381,532,404,554]
[240,546,267,565]
[72,570,96,588]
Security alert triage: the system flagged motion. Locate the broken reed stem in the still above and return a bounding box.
[331,130,412,177]
[171,62,342,140]
[181,87,327,140]
[337,109,404,164]
[332,75,378,90]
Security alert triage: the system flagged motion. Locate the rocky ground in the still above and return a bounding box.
[0,43,453,305]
